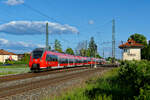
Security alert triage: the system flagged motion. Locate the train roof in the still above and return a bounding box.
[33,48,102,60]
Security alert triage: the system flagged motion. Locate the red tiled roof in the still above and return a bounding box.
[0,49,16,55]
[119,39,144,49]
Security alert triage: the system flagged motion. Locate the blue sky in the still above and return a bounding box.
[0,0,150,58]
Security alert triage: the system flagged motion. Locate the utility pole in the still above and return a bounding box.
[103,47,104,58]
[112,19,115,63]
[46,22,49,49]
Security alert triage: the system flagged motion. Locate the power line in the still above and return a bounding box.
[22,3,59,23]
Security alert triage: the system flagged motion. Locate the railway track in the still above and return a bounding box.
[0,66,88,83]
[0,66,113,100]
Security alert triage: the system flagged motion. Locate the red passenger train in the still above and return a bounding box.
[29,48,105,72]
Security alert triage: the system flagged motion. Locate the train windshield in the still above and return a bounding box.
[32,50,43,59]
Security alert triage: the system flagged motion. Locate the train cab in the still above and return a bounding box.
[29,48,45,72]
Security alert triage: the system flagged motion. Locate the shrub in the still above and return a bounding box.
[5,59,14,64]
[0,62,3,65]
[119,60,150,99]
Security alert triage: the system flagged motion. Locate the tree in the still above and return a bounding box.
[75,40,88,56]
[146,46,150,60]
[75,37,101,58]
[129,33,147,46]
[21,53,30,64]
[96,54,102,58]
[88,37,97,57]
[85,49,91,57]
[79,48,87,56]
[65,48,74,55]
[54,39,63,53]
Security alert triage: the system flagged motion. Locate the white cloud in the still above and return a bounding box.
[0,38,44,53]
[0,21,79,35]
[0,38,9,44]
[4,0,24,5]
[88,20,94,25]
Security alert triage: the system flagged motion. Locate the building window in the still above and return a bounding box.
[124,49,127,52]
[124,49,130,53]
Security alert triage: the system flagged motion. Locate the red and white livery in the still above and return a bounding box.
[29,48,105,72]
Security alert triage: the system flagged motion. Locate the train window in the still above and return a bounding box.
[59,58,68,64]
[75,59,78,63]
[87,59,91,62]
[69,59,73,63]
[59,58,64,64]
[52,55,58,61]
[33,50,43,59]
[84,60,87,63]
[46,54,58,61]
[66,59,68,63]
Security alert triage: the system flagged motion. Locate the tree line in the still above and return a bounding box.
[52,37,101,58]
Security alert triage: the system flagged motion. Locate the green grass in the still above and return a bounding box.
[0,71,18,75]
[0,64,30,76]
[0,64,28,68]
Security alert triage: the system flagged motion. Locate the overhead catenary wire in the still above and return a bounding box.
[22,3,59,23]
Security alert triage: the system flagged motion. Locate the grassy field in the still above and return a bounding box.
[0,64,30,76]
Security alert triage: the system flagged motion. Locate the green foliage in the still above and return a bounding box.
[0,64,30,75]
[88,37,98,57]
[0,64,27,68]
[85,49,91,57]
[141,43,150,60]
[54,39,63,53]
[79,48,93,57]
[21,53,30,64]
[5,59,14,64]
[134,87,150,100]
[79,48,87,56]
[75,37,101,57]
[96,54,102,58]
[129,33,147,46]
[0,71,17,75]
[0,62,3,65]
[84,68,134,100]
[119,60,150,99]
[65,48,74,55]
[4,53,30,65]
[106,57,118,63]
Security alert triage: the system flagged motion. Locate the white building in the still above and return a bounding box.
[119,39,144,60]
[0,49,18,63]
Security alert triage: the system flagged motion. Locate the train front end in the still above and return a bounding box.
[29,48,46,72]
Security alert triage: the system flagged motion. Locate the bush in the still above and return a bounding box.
[5,59,14,64]
[119,60,150,99]
[5,59,27,65]
[0,62,3,65]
